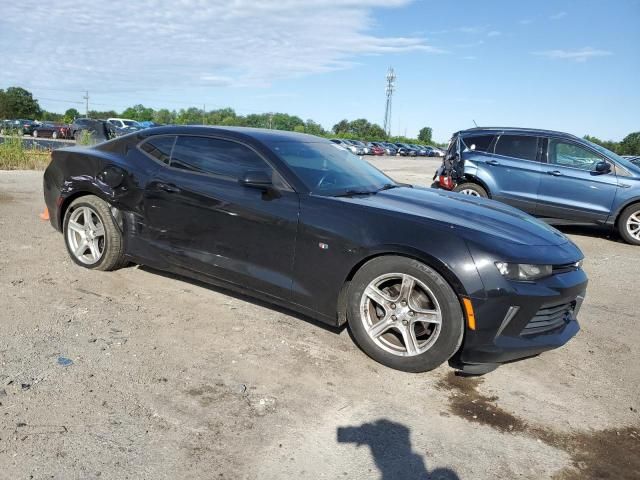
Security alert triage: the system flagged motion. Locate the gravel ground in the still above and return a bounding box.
[0,158,638,480]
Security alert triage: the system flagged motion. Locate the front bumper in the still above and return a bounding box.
[453,268,587,371]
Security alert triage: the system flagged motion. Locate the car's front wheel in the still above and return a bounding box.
[63,195,126,271]
[347,256,464,373]
[618,204,640,245]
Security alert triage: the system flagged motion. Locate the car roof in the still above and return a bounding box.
[456,127,581,140]
[140,125,327,143]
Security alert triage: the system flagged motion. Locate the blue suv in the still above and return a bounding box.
[434,127,640,245]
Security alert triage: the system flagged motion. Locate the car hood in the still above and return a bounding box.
[334,186,569,247]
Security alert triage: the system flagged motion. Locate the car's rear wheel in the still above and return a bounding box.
[618,204,640,245]
[63,195,126,271]
[347,256,464,373]
[454,182,488,198]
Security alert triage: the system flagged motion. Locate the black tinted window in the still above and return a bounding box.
[494,135,539,161]
[171,136,270,179]
[140,136,175,164]
[463,135,495,153]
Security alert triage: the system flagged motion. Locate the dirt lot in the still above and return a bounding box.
[1,158,638,479]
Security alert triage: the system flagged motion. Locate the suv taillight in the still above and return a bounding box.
[438,175,454,190]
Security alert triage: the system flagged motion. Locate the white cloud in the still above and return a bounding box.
[0,0,439,92]
[519,19,534,25]
[533,47,613,62]
[550,11,567,20]
[487,30,501,37]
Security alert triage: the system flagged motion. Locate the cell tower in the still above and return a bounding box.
[383,67,396,137]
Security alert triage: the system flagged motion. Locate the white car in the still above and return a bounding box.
[107,118,141,129]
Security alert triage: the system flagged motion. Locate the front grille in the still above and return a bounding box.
[522,301,575,336]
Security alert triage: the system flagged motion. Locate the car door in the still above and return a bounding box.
[467,133,543,214]
[142,134,300,301]
[536,137,618,222]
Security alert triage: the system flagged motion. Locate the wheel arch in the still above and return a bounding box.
[58,188,115,230]
[460,174,492,198]
[613,198,640,227]
[336,248,468,326]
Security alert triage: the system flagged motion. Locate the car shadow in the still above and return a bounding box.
[137,265,345,335]
[337,419,461,480]
[547,222,621,242]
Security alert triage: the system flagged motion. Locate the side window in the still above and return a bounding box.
[549,139,603,171]
[463,135,495,153]
[170,136,270,179]
[494,135,539,161]
[139,136,175,164]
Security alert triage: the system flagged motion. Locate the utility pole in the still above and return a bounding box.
[83,91,89,117]
[383,67,396,137]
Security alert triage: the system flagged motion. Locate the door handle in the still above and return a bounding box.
[486,160,500,166]
[157,182,181,193]
[547,170,562,177]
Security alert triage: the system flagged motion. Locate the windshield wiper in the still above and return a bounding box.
[376,182,412,192]
[333,189,377,197]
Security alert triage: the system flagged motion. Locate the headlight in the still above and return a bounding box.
[495,262,552,281]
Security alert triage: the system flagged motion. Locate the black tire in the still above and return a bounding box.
[347,256,464,373]
[617,203,640,246]
[453,182,488,198]
[63,195,126,271]
[430,181,440,189]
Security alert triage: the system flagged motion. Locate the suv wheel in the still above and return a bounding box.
[347,256,464,373]
[454,183,488,198]
[618,204,640,245]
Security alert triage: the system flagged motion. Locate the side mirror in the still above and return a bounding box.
[594,161,612,174]
[240,170,273,189]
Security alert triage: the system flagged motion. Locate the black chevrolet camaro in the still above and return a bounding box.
[43,126,588,374]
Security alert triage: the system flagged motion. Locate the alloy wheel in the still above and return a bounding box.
[359,273,442,357]
[66,206,106,264]
[627,211,640,241]
[459,188,480,197]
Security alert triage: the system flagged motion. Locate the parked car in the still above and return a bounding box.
[32,122,71,139]
[43,126,587,374]
[70,118,116,142]
[378,142,398,156]
[107,118,142,130]
[137,121,163,129]
[429,146,445,157]
[409,144,428,156]
[0,119,37,136]
[350,140,370,155]
[433,127,640,245]
[394,143,418,156]
[367,142,385,156]
[343,140,366,155]
[330,138,361,155]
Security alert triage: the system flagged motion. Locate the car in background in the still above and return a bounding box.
[346,140,369,155]
[137,121,164,129]
[70,118,117,142]
[366,142,385,156]
[394,143,418,156]
[429,146,445,157]
[107,118,142,130]
[330,138,361,155]
[0,119,37,136]
[433,127,640,245]
[32,122,71,139]
[377,142,398,156]
[409,144,428,156]
[43,125,588,374]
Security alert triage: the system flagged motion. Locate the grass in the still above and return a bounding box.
[0,134,52,170]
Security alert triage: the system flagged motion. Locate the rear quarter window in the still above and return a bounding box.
[462,135,495,153]
[139,135,176,164]
[494,135,539,161]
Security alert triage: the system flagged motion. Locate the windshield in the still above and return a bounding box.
[123,120,139,127]
[584,139,640,172]
[271,141,395,195]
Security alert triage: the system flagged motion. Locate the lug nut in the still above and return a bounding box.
[401,300,407,306]
[402,319,409,325]
[390,303,396,309]
[408,311,415,317]
[391,315,397,321]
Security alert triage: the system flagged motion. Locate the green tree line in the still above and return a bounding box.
[1,86,638,153]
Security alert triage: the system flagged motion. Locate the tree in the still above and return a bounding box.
[121,104,155,121]
[619,132,640,156]
[418,127,433,144]
[64,108,80,123]
[332,119,350,135]
[304,119,325,136]
[153,109,175,124]
[0,87,41,118]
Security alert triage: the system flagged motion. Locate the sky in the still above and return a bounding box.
[1,0,638,142]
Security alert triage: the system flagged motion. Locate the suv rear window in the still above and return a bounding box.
[494,135,539,161]
[462,135,495,153]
